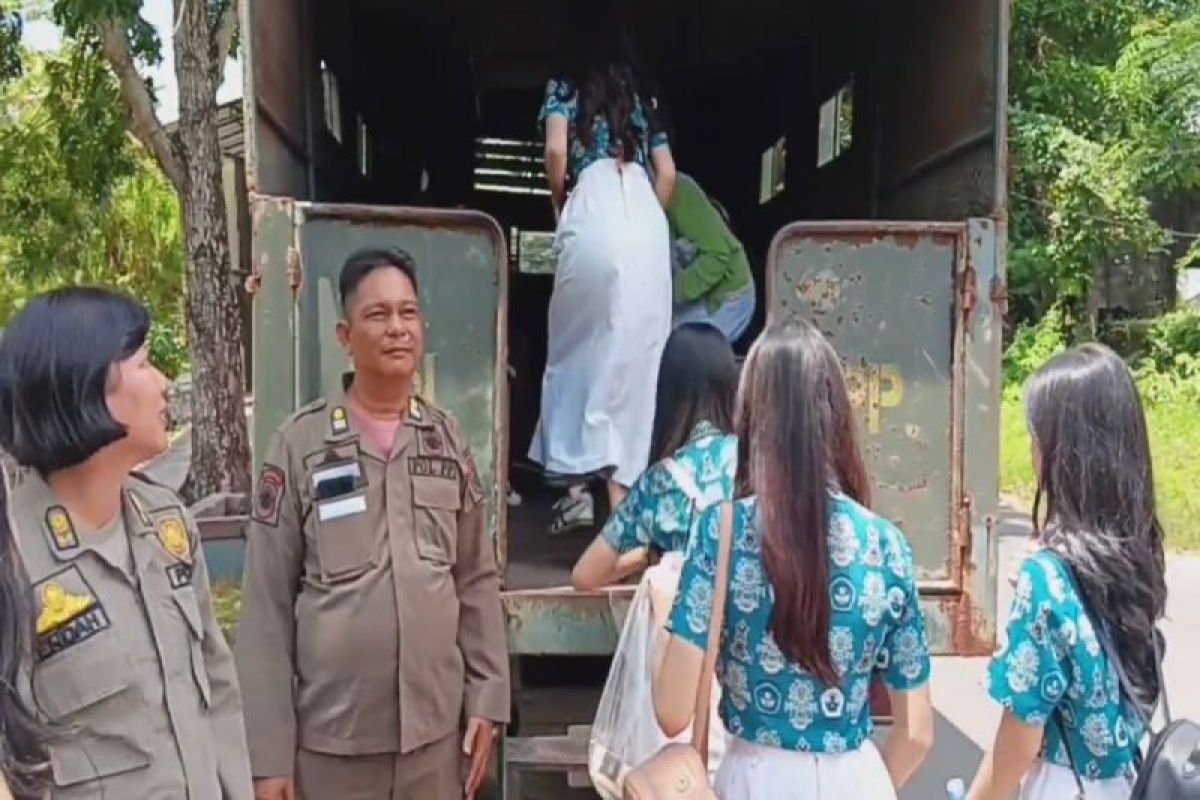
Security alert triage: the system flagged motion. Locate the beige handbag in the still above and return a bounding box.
[622,503,733,800]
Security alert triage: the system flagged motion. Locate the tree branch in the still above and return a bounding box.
[213,0,239,74]
[96,18,186,190]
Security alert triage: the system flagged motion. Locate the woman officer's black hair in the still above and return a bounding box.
[0,467,48,797]
[0,287,151,476]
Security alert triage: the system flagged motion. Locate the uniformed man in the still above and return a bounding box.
[236,247,510,800]
[0,286,254,799]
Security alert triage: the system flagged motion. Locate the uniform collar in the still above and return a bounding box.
[31,474,158,567]
[325,381,433,442]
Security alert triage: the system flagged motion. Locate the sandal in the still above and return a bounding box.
[550,492,594,536]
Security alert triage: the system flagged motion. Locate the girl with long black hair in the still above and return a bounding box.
[966,344,1167,799]
[652,320,934,798]
[528,10,678,534]
[571,323,738,590]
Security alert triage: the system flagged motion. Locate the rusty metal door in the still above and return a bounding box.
[767,220,1002,655]
[250,197,509,561]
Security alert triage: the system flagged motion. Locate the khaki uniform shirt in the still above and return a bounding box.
[235,392,510,777]
[8,469,253,800]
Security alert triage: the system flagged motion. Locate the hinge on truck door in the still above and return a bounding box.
[244,267,262,295]
[989,275,1008,315]
[287,246,303,289]
[959,264,978,330]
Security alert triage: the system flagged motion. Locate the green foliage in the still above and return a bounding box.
[0,8,20,83]
[1009,0,1200,323]
[1143,307,1200,367]
[0,43,187,376]
[211,581,241,641]
[1002,305,1069,389]
[1001,364,1200,550]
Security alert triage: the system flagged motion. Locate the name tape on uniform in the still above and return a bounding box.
[317,494,367,522]
[408,456,460,481]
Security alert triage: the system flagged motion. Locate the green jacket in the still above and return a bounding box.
[667,173,752,312]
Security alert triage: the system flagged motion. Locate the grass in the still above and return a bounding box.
[1000,394,1200,550]
[211,580,242,641]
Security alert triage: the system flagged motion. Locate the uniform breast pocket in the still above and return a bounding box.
[411,477,461,566]
[171,586,212,709]
[312,491,378,582]
[33,639,153,787]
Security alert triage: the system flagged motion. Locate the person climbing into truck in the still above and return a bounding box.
[571,322,738,590]
[668,172,757,345]
[527,10,677,536]
[235,248,510,800]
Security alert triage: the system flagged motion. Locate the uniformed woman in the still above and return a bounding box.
[0,287,254,799]
[0,466,47,799]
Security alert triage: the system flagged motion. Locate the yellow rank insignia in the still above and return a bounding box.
[36,581,95,636]
[33,567,111,660]
[331,406,350,435]
[157,515,191,562]
[45,506,78,551]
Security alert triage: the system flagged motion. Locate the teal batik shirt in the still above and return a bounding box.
[601,421,736,555]
[988,550,1144,780]
[668,493,931,752]
[538,78,670,185]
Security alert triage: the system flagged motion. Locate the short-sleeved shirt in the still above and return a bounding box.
[668,493,931,752]
[988,550,1143,780]
[601,421,736,555]
[538,78,670,184]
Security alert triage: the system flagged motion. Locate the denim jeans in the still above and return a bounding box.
[672,282,757,343]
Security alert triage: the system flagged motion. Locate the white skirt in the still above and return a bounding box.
[528,158,672,487]
[1020,761,1133,800]
[714,736,896,799]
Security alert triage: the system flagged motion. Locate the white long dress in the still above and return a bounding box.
[528,157,672,487]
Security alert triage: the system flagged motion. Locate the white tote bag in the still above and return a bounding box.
[588,459,728,799]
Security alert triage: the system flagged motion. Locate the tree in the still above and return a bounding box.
[47,0,249,501]
[0,43,188,376]
[1009,0,1200,326]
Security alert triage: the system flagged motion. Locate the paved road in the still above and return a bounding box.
[899,512,1200,798]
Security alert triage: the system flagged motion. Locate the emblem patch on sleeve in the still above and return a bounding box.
[254,463,286,527]
[157,514,192,562]
[34,567,111,661]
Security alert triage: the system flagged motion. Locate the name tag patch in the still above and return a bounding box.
[33,567,111,661]
[317,494,367,522]
[408,457,460,481]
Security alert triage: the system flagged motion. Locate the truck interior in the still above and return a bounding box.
[248,0,1004,591]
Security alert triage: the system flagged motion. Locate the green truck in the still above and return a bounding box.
[217,0,1011,793]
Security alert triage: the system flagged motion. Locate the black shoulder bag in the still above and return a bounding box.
[1056,612,1200,798]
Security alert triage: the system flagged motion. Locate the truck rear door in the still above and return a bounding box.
[767,219,1003,655]
[250,198,510,565]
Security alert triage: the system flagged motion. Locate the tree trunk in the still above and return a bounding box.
[173,0,250,501]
